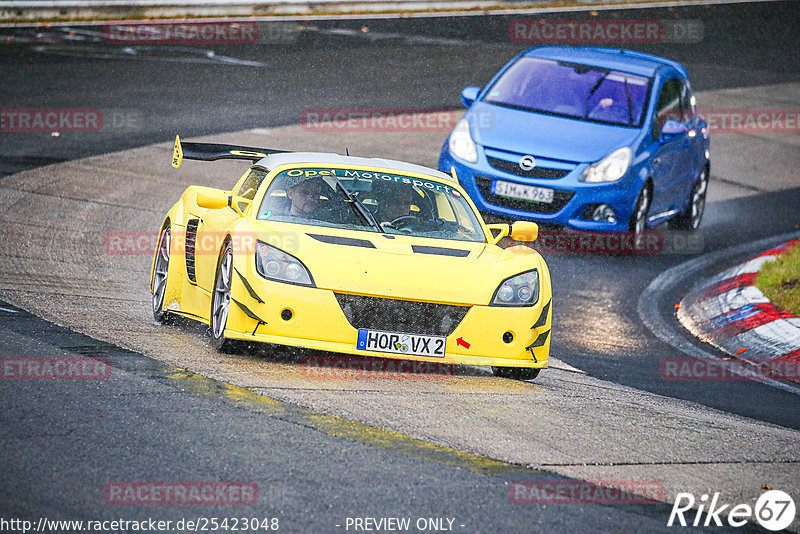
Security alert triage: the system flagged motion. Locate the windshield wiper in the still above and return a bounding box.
[584,71,610,119]
[330,176,385,233]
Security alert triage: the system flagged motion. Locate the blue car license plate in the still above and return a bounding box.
[493,180,554,203]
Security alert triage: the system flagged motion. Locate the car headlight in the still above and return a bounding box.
[255,241,314,287]
[448,118,478,163]
[580,147,632,183]
[491,270,539,307]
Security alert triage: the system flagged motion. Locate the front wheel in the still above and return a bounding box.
[152,225,173,324]
[210,240,238,352]
[492,367,540,381]
[668,168,708,230]
[629,185,651,234]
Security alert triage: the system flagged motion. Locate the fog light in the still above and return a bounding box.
[502,331,514,344]
[591,204,617,223]
[440,314,453,334]
[342,303,354,323]
[281,308,293,321]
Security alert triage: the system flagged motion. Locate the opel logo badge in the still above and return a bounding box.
[519,155,536,171]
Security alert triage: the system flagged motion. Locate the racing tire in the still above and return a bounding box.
[152,225,174,324]
[210,239,239,353]
[492,366,540,381]
[628,185,651,234]
[668,167,708,231]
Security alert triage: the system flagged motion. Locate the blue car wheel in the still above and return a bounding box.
[668,167,709,230]
[629,185,651,233]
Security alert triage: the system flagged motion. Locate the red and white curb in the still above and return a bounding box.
[677,240,800,379]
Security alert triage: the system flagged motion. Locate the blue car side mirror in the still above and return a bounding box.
[461,86,481,108]
[660,119,689,143]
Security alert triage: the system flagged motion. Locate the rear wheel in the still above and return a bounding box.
[492,367,540,381]
[152,225,173,324]
[668,167,708,230]
[211,240,237,352]
[628,185,651,234]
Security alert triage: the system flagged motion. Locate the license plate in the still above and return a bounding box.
[357,329,446,358]
[493,180,554,203]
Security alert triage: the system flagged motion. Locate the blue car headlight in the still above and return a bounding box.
[255,241,314,287]
[580,147,632,183]
[448,118,478,163]
[491,270,539,307]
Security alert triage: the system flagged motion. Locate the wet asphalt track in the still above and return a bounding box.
[1,1,800,532]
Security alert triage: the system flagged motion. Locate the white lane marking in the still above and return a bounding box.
[710,255,776,282]
[0,306,19,313]
[308,26,468,45]
[32,44,269,67]
[721,319,800,358]
[638,230,800,396]
[548,357,586,375]
[695,285,770,319]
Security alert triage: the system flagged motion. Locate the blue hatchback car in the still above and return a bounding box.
[439,46,710,232]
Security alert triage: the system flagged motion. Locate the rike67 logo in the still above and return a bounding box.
[668,490,795,531]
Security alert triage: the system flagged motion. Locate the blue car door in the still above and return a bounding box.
[648,78,687,217]
[677,81,707,201]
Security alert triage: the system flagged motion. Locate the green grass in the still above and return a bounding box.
[756,242,800,316]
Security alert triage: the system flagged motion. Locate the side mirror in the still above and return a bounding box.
[196,189,228,210]
[510,221,538,242]
[461,86,481,108]
[486,223,510,245]
[659,120,688,143]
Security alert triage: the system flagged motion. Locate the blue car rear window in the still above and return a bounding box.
[483,57,651,127]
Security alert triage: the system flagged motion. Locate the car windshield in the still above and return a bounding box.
[257,167,485,243]
[483,57,651,127]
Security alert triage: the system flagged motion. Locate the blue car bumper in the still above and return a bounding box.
[439,145,641,232]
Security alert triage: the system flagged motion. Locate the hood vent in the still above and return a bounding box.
[411,245,470,257]
[307,233,376,249]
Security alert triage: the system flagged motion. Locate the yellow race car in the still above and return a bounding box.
[151,136,552,379]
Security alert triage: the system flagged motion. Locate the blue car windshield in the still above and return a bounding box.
[483,57,651,127]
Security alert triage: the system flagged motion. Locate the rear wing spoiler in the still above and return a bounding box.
[171,135,288,168]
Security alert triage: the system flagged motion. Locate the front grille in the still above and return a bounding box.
[185,219,199,283]
[487,156,570,179]
[335,293,469,336]
[475,175,574,215]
